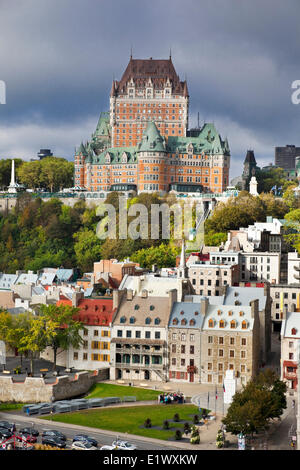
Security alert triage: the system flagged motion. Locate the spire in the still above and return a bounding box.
[177,238,188,279]
[10,159,15,186]
[179,238,186,268]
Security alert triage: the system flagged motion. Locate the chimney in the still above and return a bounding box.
[113,289,123,309]
[201,297,209,315]
[250,299,259,318]
[141,289,148,298]
[127,289,133,301]
[72,291,83,307]
[168,289,177,311]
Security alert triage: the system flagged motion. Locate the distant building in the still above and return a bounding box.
[275,145,300,171]
[74,55,230,194]
[37,149,53,160]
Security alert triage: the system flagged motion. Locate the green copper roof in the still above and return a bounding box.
[91,146,138,164]
[167,123,230,155]
[93,112,110,137]
[137,121,166,153]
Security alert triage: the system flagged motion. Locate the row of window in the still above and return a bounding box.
[207,349,247,358]
[73,352,110,362]
[117,330,161,339]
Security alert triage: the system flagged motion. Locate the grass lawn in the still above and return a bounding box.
[0,403,24,411]
[42,404,200,440]
[86,383,163,402]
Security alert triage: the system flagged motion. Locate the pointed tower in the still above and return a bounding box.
[177,239,188,279]
[8,159,18,193]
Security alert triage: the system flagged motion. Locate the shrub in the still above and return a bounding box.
[173,413,180,422]
[193,414,199,424]
[163,420,170,430]
[190,425,200,444]
[184,422,191,435]
[174,430,182,441]
[144,418,152,428]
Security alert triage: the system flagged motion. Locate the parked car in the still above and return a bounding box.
[18,427,39,437]
[100,440,137,450]
[42,430,67,441]
[72,434,98,447]
[41,436,66,448]
[0,427,13,439]
[71,440,97,451]
[0,421,16,433]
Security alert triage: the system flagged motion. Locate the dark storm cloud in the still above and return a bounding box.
[0,0,300,177]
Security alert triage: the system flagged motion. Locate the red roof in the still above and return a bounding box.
[57,297,115,326]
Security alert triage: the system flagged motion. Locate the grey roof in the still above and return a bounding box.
[224,286,267,311]
[0,274,18,290]
[38,272,57,285]
[184,294,225,305]
[56,269,74,281]
[168,302,205,329]
[6,307,27,315]
[16,273,38,285]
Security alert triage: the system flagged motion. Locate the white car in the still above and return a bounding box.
[100,440,137,450]
[71,440,98,451]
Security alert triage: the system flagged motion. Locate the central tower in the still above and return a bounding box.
[109,55,189,148]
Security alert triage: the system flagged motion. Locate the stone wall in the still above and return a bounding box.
[0,368,109,403]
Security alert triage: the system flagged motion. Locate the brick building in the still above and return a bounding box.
[74,56,230,194]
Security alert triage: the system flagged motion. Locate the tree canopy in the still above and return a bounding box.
[222,369,287,436]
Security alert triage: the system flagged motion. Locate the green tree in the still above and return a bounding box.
[37,304,83,371]
[222,369,287,436]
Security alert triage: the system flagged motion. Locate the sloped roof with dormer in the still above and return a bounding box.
[113,57,188,97]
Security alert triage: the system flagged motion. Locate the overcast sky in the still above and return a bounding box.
[0,0,300,178]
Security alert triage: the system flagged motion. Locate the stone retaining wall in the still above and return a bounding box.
[0,368,109,403]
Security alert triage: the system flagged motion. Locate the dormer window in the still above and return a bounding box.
[181,319,187,326]
[173,318,178,325]
[129,316,135,324]
[154,317,160,325]
[241,320,247,329]
[105,153,111,164]
[120,316,126,324]
[208,319,214,328]
[219,320,225,328]
[145,317,151,325]
[230,320,236,329]
[121,152,128,163]
[291,328,297,335]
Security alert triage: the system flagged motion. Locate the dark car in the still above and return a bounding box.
[42,430,67,441]
[18,427,39,437]
[41,436,66,448]
[0,427,13,439]
[0,421,16,433]
[72,434,98,447]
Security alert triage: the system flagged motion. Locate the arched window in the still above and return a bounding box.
[145,317,151,325]
[219,320,225,328]
[230,320,236,329]
[154,318,160,325]
[129,316,135,324]
[241,320,247,329]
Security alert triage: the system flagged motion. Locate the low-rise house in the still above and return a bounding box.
[110,288,177,382]
[201,298,260,386]
[280,307,299,390]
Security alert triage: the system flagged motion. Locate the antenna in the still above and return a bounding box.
[169,47,172,60]
[130,45,133,59]
[197,112,200,129]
